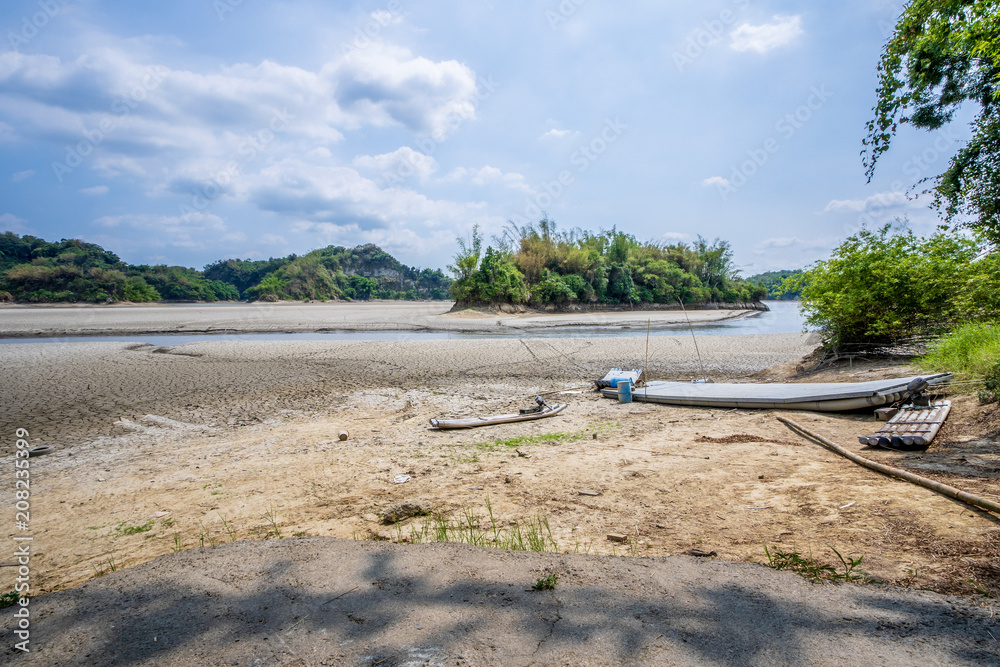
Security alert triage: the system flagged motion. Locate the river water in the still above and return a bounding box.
[0,301,808,345]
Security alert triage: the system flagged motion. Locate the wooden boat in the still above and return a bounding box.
[599,374,952,412]
[430,403,567,429]
[858,400,951,448]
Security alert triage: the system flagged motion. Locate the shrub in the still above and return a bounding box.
[793,224,993,350]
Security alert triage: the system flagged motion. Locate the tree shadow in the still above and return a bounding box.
[4,540,997,665]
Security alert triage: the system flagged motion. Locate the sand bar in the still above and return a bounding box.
[0,300,758,337]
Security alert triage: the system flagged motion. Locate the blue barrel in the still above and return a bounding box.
[618,380,633,404]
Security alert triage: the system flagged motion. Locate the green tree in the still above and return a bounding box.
[864,0,1000,244]
[448,225,484,281]
[791,224,993,350]
[244,274,289,301]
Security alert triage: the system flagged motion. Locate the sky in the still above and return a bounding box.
[0,0,970,276]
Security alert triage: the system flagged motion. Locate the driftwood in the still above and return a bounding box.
[777,416,1000,515]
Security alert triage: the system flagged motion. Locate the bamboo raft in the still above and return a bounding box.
[858,400,951,448]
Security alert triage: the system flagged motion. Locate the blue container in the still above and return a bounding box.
[617,380,633,404]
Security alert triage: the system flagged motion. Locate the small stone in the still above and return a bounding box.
[380,501,431,525]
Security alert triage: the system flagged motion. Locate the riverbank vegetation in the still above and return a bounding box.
[797,1,999,400]
[448,219,766,308]
[746,270,802,300]
[0,232,450,303]
[788,225,999,352]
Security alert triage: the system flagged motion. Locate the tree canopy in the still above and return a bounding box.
[864,0,1000,245]
[789,223,1000,351]
[448,219,766,308]
[0,233,451,303]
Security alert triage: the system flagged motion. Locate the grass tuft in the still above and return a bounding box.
[532,573,558,590]
[378,497,560,554]
[763,543,867,583]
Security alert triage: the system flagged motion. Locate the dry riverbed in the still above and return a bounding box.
[0,305,997,664]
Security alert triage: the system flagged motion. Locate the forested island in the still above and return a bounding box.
[448,220,767,309]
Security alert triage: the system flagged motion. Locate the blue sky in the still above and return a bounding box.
[0,0,965,275]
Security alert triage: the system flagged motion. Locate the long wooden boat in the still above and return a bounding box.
[430,403,567,429]
[599,374,952,411]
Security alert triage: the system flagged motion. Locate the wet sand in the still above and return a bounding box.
[0,301,758,337]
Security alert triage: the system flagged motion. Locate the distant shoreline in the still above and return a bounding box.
[0,300,770,339]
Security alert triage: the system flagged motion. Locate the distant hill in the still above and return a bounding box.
[746,269,803,300]
[0,232,450,303]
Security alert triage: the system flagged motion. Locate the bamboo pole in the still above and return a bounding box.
[777,416,1000,515]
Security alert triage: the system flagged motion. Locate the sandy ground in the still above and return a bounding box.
[1,304,998,664]
[3,540,995,666]
[0,300,755,337]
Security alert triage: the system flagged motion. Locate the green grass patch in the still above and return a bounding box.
[477,430,585,452]
[111,520,154,538]
[919,322,1000,378]
[0,591,21,609]
[918,322,1000,402]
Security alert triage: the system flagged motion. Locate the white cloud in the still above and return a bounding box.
[471,165,503,185]
[11,169,34,182]
[755,236,834,252]
[730,15,803,53]
[658,232,690,242]
[259,233,287,245]
[540,128,578,140]
[352,146,438,183]
[0,212,30,233]
[823,191,922,214]
[370,9,402,26]
[702,176,731,188]
[79,185,109,196]
[94,211,226,249]
[468,165,533,193]
[0,45,480,194]
[328,43,478,139]
[241,157,479,233]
